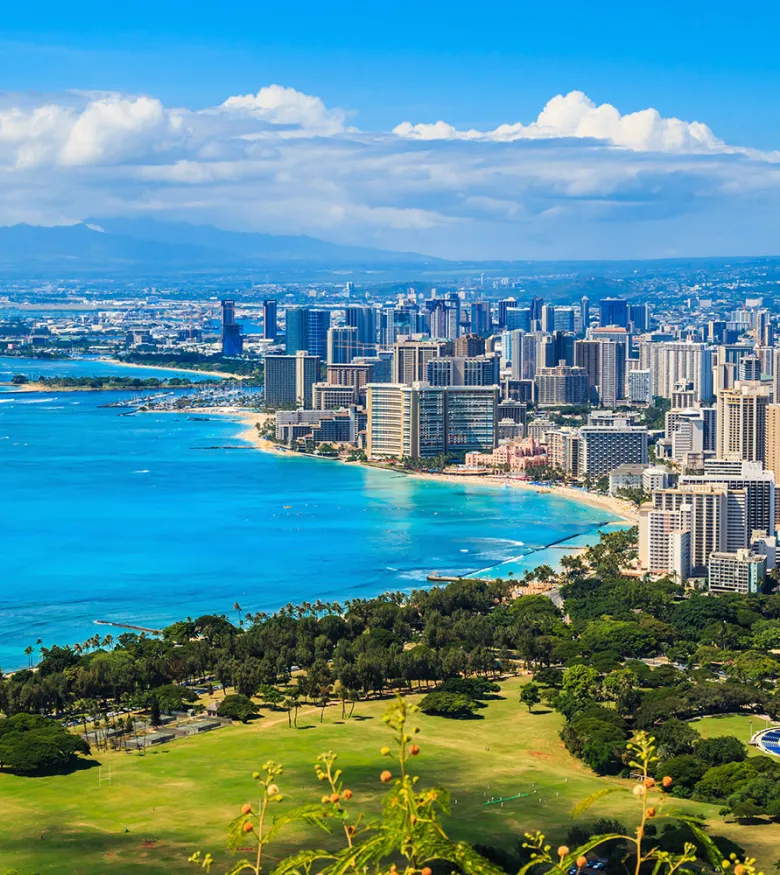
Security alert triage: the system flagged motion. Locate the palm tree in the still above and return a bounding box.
[24,645,33,668]
[232,602,243,627]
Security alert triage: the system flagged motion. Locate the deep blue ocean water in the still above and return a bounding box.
[0,357,617,670]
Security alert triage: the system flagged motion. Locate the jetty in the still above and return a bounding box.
[95,620,163,635]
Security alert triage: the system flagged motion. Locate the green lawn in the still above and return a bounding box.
[692,713,777,749]
[1,679,778,874]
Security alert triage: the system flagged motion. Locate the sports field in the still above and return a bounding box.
[1,678,778,874]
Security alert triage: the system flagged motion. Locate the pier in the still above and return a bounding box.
[95,620,163,635]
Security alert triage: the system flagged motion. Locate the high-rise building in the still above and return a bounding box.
[541,304,556,333]
[454,334,486,357]
[580,296,590,333]
[553,307,575,333]
[628,303,650,333]
[600,298,628,328]
[326,326,358,365]
[547,430,582,477]
[285,306,309,355]
[470,302,492,336]
[497,298,517,329]
[392,340,449,384]
[505,307,532,332]
[650,485,729,573]
[638,504,692,579]
[680,459,775,548]
[445,386,498,454]
[221,299,243,356]
[535,363,589,406]
[765,404,780,525]
[638,340,713,402]
[578,426,648,476]
[365,383,497,459]
[264,352,321,409]
[628,370,653,404]
[426,355,499,387]
[574,340,601,397]
[312,384,357,409]
[262,300,278,341]
[345,305,377,345]
[738,355,762,382]
[708,549,766,594]
[717,383,770,461]
[529,297,544,325]
[598,340,626,407]
[307,310,331,358]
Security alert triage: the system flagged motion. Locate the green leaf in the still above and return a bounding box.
[570,787,624,819]
[673,816,723,868]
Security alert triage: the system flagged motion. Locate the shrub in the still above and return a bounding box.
[418,691,481,718]
[0,714,90,775]
[440,677,500,698]
[217,694,259,723]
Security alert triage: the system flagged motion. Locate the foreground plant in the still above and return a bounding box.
[190,704,766,875]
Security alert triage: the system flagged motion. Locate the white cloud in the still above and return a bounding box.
[0,85,779,258]
[394,90,726,153]
[219,84,347,135]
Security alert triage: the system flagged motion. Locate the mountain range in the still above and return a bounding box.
[0,219,445,277]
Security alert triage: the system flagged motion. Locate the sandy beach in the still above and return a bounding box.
[226,408,637,523]
[106,359,243,380]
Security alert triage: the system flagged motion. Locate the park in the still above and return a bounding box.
[2,677,779,874]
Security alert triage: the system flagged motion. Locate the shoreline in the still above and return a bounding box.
[0,353,240,381]
[105,358,244,380]
[216,408,637,524]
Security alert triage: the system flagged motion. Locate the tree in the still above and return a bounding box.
[217,694,259,724]
[520,682,541,713]
[654,719,700,759]
[655,755,708,798]
[418,691,481,718]
[149,698,161,727]
[693,735,746,767]
[0,714,90,775]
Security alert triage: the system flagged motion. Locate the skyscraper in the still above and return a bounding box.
[580,296,590,333]
[541,304,556,333]
[326,326,359,364]
[307,310,331,358]
[470,302,492,336]
[262,300,278,341]
[392,340,449,384]
[717,383,770,462]
[345,305,377,345]
[285,306,309,355]
[497,298,517,328]
[628,303,650,332]
[366,383,497,459]
[766,404,780,525]
[597,340,626,407]
[599,298,628,328]
[221,299,243,356]
[264,352,321,410]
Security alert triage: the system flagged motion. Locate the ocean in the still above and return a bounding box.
[0,357,618,670]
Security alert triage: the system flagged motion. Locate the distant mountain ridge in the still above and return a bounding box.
[0,219,445,275]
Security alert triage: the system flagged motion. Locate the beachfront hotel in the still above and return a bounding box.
[365,383,498,460]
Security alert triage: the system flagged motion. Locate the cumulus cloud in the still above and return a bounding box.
[394,90,726,153]
[0,85,779,258]
[219,84,347,135]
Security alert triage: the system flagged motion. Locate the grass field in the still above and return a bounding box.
[693,713,778,749]
[1,678,779,874]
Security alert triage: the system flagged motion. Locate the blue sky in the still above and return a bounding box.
[0,1,779,259]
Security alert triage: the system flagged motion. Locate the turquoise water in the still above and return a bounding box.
[0,357,616,670]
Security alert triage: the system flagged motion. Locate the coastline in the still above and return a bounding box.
[105,359,244,380]
[226,409,637,524]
